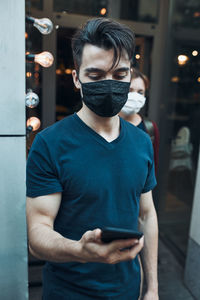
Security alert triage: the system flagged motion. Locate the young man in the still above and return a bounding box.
[26,18,158,300]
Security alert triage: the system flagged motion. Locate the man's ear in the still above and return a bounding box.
[72,70,81,89]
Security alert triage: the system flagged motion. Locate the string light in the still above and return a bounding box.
[100,8,107,15]
[177,55,189,66]
[192,50,198,56]
[171,76,179,83]
[26,16,53,35]
[26,90,39,108]
[27,117,41,132]
[26,51,54,68]
[26,72,32,77]
[193,12,200,18]
[56,69,62,75]
[65,68,72,74]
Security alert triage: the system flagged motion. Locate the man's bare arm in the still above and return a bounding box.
[26,193,84,262]
[26,193,144,264]
[139,191,159,300]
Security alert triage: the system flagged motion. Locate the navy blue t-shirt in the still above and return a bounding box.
[26,114,156,299]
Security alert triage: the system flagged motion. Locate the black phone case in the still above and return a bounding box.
[101,227,143,243]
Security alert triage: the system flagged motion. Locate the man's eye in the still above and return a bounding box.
[114,72,127,79]
[88,74,102,80]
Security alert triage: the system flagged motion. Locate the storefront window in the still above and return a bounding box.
[30,0,43,10]
[173,0,200,29]
[56,28,82,121]
[158,1,200,262]
[53,0,108,17]
[120,0,159,23]
[53,0,159,22]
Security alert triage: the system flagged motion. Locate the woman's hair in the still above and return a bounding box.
[71,18,135,72]
[131,68,150,90]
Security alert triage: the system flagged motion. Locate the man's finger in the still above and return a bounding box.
[107,238,140,252]
[113,237,144,262]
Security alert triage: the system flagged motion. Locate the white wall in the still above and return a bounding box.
[0,0,28,299]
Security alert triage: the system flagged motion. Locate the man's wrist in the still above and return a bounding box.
[147,284,158,294]
[59,237,86,263]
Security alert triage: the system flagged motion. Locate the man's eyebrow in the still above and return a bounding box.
[114,67,130,72]
[84,67,130,73]
[84,68,105,73]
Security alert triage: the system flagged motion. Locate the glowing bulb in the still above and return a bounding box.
[194,12,200,18]
[65,68,72,74]
[197,77,200,83]
[192,50,198,56]
[26,51,54,68]
[26,90,39,108]
[100,8,107,15]
[35,51,54,67]
[26,16,53,35]
[26,72,32,78]
[27,117,41,131]
[177,55,189,66]
[56,69,62,75]
[171,76,179,83]
[135,54,140,60]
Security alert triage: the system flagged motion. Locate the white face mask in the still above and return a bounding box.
[121,92,146,115]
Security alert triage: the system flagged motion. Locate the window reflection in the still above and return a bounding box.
[30,0,43,10]
[53,0,108,17]
[53,0,159,23]
[160,41,200,260]
[120,0,158,23]
[173,0,200,28]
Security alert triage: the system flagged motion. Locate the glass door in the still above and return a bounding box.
[157,0,200,263]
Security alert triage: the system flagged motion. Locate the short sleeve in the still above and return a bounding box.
[26,134,63,197]
[142,139,157,193]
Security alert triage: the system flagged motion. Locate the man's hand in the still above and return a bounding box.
[142,290,159,300]
[78,228,144,264]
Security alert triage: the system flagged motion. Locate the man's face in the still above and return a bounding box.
[72,44,131,91]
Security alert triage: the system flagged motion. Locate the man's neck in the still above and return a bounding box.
[77,105,120,142]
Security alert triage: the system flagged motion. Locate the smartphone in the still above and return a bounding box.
[101,227,143,243]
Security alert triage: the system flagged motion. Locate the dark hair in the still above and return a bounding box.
[131,68,150,90]
[71,18,135,72]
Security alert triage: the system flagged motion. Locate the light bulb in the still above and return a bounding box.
[26,90,39,108]
[100,8,107,15]
[35,51,54,67]
[26,16,53,35]
[26,51,54,68]
[34,18,53,35]
[177,55,189,66]
[26,117,41,131]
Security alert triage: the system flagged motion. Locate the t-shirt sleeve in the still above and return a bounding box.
[142,138,157,193]
[26,133,63,197]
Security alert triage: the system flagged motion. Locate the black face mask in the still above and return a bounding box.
[80,80,130,117]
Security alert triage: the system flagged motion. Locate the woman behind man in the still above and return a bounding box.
[119,68,159,173]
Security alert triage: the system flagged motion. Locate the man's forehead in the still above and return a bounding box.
[81,44,130,70]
